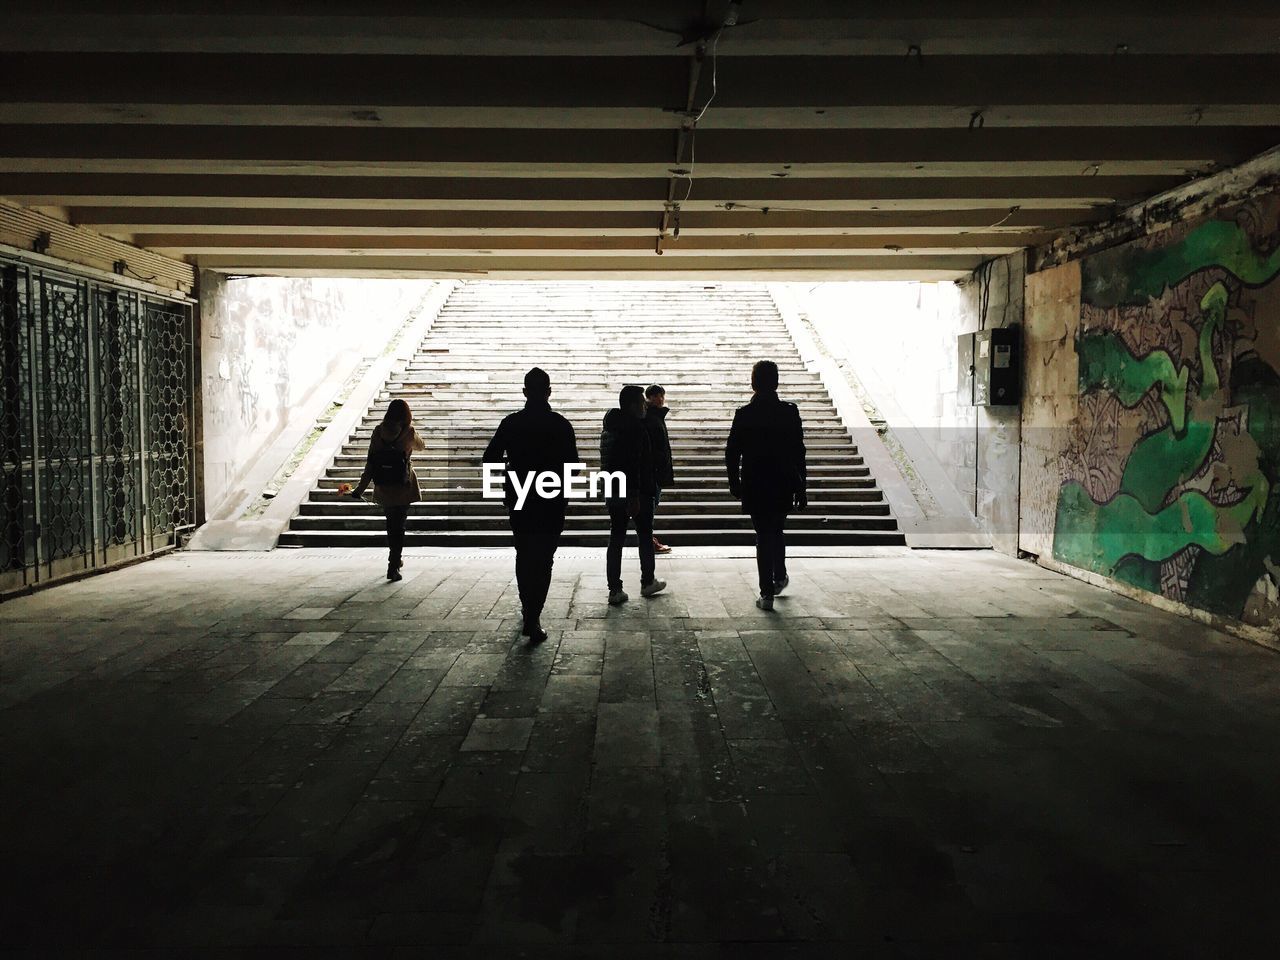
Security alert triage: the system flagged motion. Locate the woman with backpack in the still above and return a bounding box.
[350,398,425,581]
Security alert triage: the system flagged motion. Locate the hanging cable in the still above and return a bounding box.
[691,25,723,126]
[125,265,160,283]
[1001,256,1012,328]
[977,259,993,331]
[657,4,745,251]
[987,205,1021,229]
[676,23,723,205]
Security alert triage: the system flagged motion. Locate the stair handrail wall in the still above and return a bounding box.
[263,281,459,531]
[187,280,459,550]
[768,283,988,548]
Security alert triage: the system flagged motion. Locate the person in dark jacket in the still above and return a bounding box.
[600,384,666,605]
[482,367,579,644]
[644,384,675,554]
[351,397,425,582]
[725,360,807,610]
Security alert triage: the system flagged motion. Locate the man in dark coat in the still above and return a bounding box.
[725,359,808,610]
[600,384,666,605]
[483,367,579,643]
[643,384,675,554]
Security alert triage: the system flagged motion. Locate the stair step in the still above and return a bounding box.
[362,403,842,412]
[342,435,854,445]
[298,498,888,516]
[314,481,883,495]
[330,452,863,464]
[324,465,872,479]
[350,427,855,440]
[317,475,880,489]
[278,529,908,548]
[288,514,899,532]
[378,382,829,392]
[357,413,848,427]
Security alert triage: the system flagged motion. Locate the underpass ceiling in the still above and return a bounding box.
[4,1,1280,279]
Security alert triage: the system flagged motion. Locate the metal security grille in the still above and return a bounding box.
[0,264,35,575]
[0,253,195,591]
[142,299,194,541]
[97,289,143,549]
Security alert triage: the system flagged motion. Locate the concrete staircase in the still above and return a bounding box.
[279,281,905,548]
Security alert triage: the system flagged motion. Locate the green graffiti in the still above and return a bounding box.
[1112,554,1162,595]
[1237,361,1280,474]
[1119,419,1215,514]
[1078,333,1188,431]
[1055,477,1269,573]
[1197,282,1227,398]
[1084,218,1280,308]
[1185,359,1280,616]
[1115,283,1228,513]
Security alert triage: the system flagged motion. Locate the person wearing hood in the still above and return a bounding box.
[600,384,667,605]
[644,384,675,555]
[482,367,579,644]
[351,397,425,582]
[725,360,807,611]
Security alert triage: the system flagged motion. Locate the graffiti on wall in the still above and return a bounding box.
[1052,200,1280,627]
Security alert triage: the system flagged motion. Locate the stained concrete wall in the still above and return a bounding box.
[959,257,1025,557]
[797,262,1024,554]
[198,273,431,518]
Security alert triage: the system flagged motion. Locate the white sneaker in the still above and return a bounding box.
[773,576,789,595]
[756,595,774,611]
[608,589,629,606]
[641,579,667,598]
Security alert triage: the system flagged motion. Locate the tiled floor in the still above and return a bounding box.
[1,548,1277,957]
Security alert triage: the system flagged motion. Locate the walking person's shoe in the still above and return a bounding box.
[387,565,403,582]
[652,536,672,554]
[773,575,789,595]
[522,609,547,643]
[756,594,774,611]
[641,579,667,598]
[608,588,629,606]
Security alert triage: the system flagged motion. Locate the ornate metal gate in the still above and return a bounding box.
[0,253,196,592]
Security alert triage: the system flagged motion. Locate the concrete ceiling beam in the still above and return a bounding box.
[195,267,975,281]
[6,103,1279,130]
[66,207,1090,234]
[4,126,1272,166]
[6,55,1280,108]
[8,6,1280,56]
[1,159,1226,181]
[133,233,1042,255]
[187,253,989,275]
[3,173,1181,208]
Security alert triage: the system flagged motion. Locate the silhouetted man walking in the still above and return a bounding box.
[483,367,579,643]
[725,360,807,611]
[601,384,666,605]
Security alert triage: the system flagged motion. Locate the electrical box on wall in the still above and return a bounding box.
[975,327,1021,406]
[958,327,1021,406]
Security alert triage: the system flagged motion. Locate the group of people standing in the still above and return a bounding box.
[352,360,807,644]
